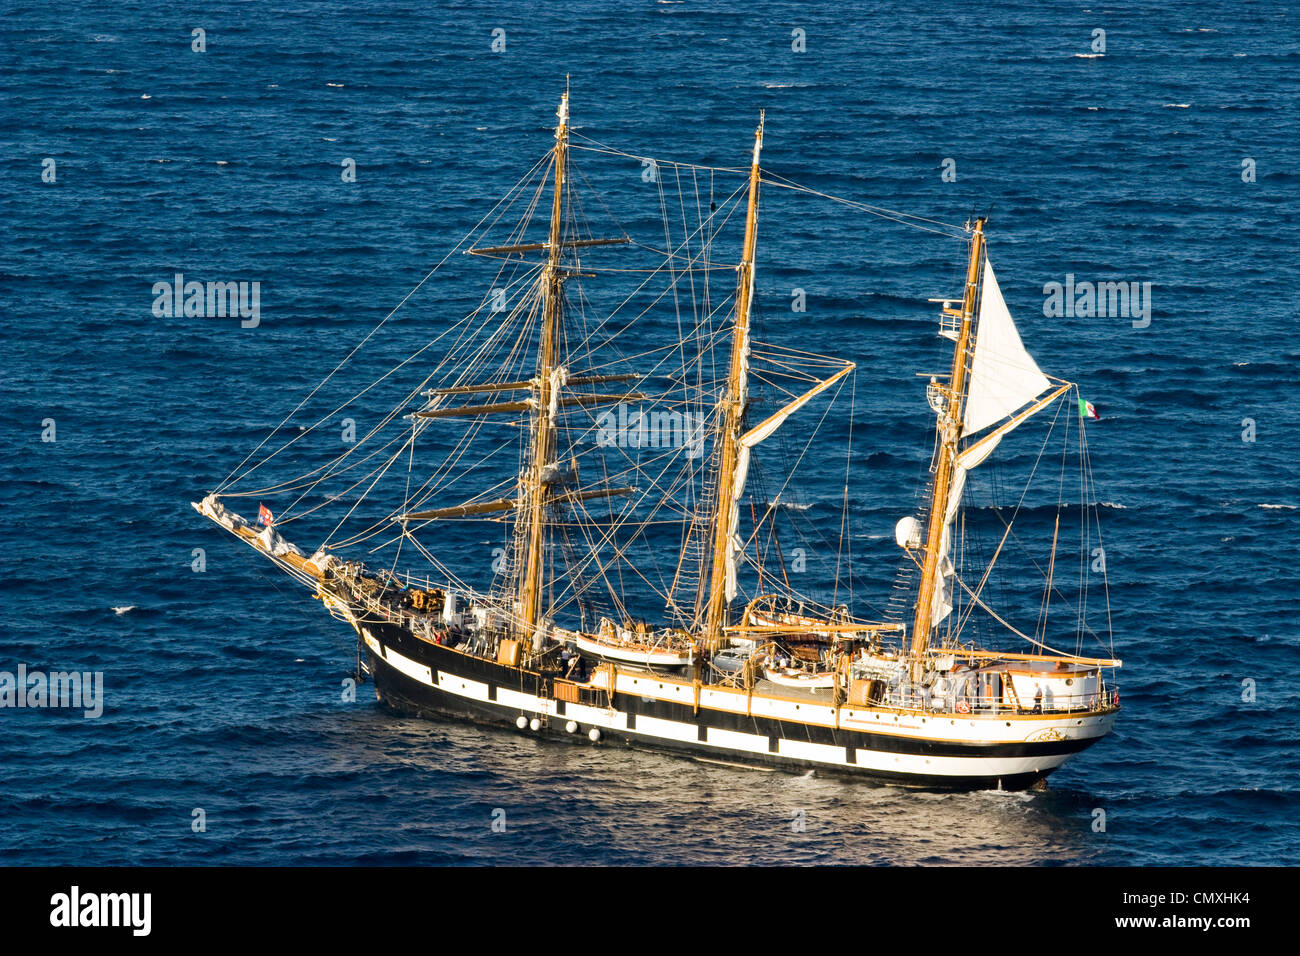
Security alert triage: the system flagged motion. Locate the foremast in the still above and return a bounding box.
[701,114,764,647]
[515,87,571,647]
[908,217,986,681]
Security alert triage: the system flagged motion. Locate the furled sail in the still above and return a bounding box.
[722,365,854,600]
[962,258,1051,437]
[927,435,1003,624]
[926,433,1003,622]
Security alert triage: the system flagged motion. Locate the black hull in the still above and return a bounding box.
[358,616,1106,791]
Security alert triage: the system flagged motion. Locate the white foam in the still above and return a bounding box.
[769,500,813,512]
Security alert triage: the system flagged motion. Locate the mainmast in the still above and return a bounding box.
[399,85,639,642]
[908,217,986,680]
[515,85,570,647]
[701,113,764,646]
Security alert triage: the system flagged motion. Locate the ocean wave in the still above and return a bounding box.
[767,500,813,512]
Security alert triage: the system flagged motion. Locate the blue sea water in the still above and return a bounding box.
[1,0,1298,866]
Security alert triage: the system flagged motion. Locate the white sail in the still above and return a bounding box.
[962,258,1051,437]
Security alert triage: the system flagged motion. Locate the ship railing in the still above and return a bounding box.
[352,591,435,637]
[401,571,435,592]
[882,684,1116,717]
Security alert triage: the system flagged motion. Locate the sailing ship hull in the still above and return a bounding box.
[358,615,1116,791]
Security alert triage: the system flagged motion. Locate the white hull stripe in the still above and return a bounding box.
[852,747,1070,777]
[706,726,770,755]
[437,671,489,701]
[383,644,432,686]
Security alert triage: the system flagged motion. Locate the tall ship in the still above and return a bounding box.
[196,87,1120,790]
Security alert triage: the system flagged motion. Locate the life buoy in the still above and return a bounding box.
[956,699,971,714]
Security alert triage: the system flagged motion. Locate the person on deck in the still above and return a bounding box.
[565,653,583,680]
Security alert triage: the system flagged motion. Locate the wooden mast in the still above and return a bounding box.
[702,113,764,647]
[515,83,570,646]
[908,217,986,680]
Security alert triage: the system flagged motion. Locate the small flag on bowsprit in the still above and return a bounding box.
[258,504,274,527]
[1078,398,1100,421]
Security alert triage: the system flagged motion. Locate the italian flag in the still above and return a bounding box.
[1078,398,1099,420]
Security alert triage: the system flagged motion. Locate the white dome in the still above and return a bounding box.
[894,516,924,550]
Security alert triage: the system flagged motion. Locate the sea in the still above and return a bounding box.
[1,0,1297,866]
